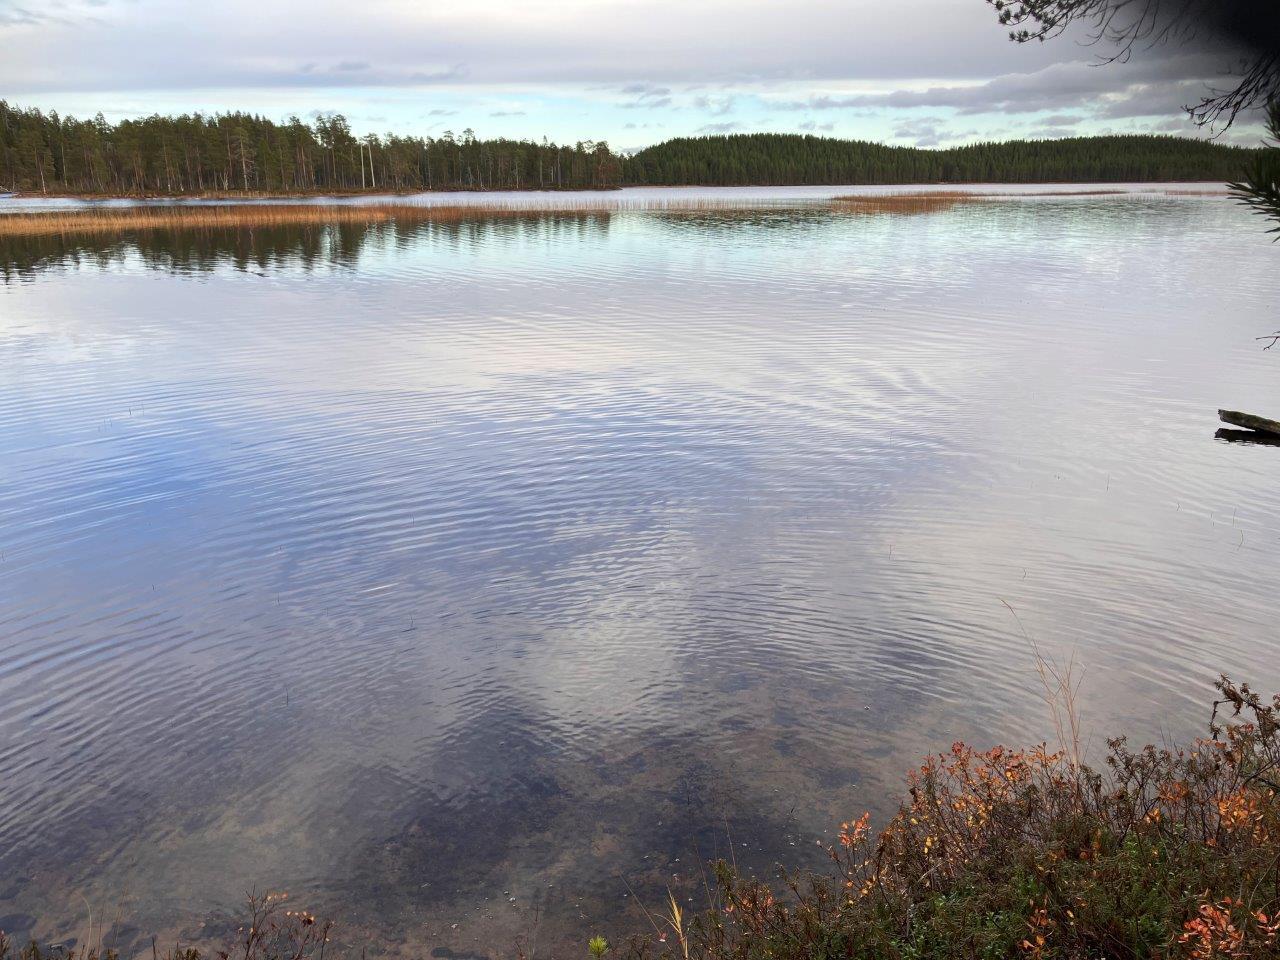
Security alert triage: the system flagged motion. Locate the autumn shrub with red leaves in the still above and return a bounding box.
[627,678,1280,960]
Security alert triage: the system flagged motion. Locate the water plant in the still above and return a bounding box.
[0,893,331,960]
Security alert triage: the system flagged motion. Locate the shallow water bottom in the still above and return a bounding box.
[0,188,1277,957]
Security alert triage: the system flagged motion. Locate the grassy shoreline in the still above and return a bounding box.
[0,181,1231,203]
[0,186,626,202]
[0,187,1232,238]
[0,199,738,237]
[6,678,1279,960]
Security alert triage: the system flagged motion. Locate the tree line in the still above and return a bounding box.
[0,103,623,194]
[981,0,1279,230]
[622,133,1261,186]
[0,102,1261,196]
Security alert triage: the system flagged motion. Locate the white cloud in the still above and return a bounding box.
[0,0,1063,92]
[0,0,1266,146]
[773,55,1244,118]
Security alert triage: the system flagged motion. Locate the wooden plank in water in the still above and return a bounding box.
[1218,409,1280,436]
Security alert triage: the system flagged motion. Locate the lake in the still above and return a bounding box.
[1,186,1278,958]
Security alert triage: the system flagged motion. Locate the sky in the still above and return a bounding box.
[0,0,1268,150]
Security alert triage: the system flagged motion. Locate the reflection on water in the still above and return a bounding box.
[1,192,1278,957]
[0,214,622,282]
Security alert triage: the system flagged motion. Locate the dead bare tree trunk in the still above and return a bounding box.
[1219,409,1280,436]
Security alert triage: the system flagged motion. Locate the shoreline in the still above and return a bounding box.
[0,180,1233,204]
[0,187,1233,238]
[6,678,1279,960]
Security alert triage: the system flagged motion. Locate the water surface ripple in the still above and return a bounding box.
[0,190,1277,956]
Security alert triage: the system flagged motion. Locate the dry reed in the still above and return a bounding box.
[0,187,1225,237]
[830,188,1141,215]
[831,192,983,215]
[0,198,758,238]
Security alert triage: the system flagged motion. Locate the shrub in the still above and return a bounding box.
[634,678,1280,960]
[7,680,1279,960]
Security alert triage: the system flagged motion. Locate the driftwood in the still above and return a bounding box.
[1218,410,1280,436]
[1216,428,1280,447]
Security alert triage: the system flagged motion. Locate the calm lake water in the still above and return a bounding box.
[1,186,1278,957]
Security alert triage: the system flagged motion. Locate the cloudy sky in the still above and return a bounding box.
[0,0,1267,149]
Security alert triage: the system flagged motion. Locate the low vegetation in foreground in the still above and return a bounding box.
[0,894,332,960]
[628,677,1280,960]
[5,679,1279,960]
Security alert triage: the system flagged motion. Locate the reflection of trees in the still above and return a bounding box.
[0,214,616,282]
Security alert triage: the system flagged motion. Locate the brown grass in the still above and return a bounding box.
[831,186,1227,216]
[829,188,1142,216]
[831,192,983,215]
[0,198,766,237]
[0,187,1228,237]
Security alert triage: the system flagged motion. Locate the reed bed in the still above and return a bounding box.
[830,187,1230,216]
[0,187,1227,237]
[830,188,1141,214]
[831,191,987,215]
[0,198,762,238]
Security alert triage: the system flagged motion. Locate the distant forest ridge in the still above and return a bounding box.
[0,102,1260,196]
[625,132,1261,186]
[0,102,622,194]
